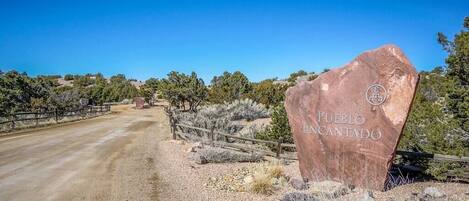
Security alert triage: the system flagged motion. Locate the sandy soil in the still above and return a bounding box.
[1,104,467,201]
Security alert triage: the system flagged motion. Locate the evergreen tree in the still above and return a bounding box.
[209,71,251,103]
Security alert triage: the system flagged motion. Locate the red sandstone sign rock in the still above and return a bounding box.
[284,45,419,190]
[134,97,145,109]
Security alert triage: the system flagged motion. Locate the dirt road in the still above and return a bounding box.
[0,105,166,201]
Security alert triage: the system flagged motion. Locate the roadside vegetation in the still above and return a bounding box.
[0,72,140,116]
[399,17,469,179]
[1,17,467,181]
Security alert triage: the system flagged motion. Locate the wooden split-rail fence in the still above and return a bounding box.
[165,108,468,163]
[0,105,111,132]
[165,108,468,180]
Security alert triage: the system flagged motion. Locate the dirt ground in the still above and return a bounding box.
[0,105,162,201]
[0,105,270,201]
[0,104,467,201]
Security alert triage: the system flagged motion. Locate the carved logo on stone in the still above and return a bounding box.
[366,84,387,106]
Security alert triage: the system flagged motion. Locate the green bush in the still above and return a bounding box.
[159,71,207,111]
[399,69,468,180]
[256,105,293,151]
[0,71,142,114]
[287,70,308,83]
[399,18,469,179]
[247,79,288,108]
[140,78,159,105]
[64,74,74,80]
[0,71,56,115]
[208,71,252,103]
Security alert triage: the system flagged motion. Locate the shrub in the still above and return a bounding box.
[208,71,252,103]
[194,147,264,163]
[226,99,270,121]
[47,87,83,110]
[401,19,469,173]
[287,70,308,83]
[140,78,159,105]
[64,74,74,80]
[281,192,317,201]
[247,79,288,108]
[400,69,468,179]
[173,108,242,139]
[159,71,207,111]
[256,105,294,150]
[238,124,268,139]
[172,99,270,139]
[0,71,57,115]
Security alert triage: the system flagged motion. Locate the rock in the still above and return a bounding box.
[120,98,132,104]
[243,175,254,185]
[188,153,208,164]
[309,180,353,199]
[272,177,288,187]
[409,192,419,200]
[280,192,318,201]
[363,191,375,201]
[289,178,309,190]
[187,142,202,153]
[423,187,445,198]
[284,44,419,190]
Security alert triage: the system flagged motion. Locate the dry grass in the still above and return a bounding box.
[250,171,274,194]
[266,162,284,178]
[246,161,286,195]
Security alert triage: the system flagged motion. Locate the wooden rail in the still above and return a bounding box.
[163,107,469,161]
[165,108,469,164]
[396,150,469,163]
[0,105,111,132]
[169,119,469,164]
[170,122,288,158]
[164,108,468,180]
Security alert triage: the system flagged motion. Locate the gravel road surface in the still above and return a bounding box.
[0,105,163,201]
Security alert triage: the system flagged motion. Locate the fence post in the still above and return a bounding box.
[209,126,215,146]
[35,112,39,126]
[55,108,59,123]
[276,137,283,158]
[167,111,174,139]
[171,118,177,140]
[10,114,15,130]
[203,122,208,143]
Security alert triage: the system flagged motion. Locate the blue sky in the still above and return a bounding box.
[0,0,467,82]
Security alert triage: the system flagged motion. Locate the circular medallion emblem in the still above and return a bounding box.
[366,84,387,106]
